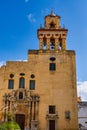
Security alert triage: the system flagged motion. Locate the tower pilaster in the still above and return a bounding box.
[62,38,66,50]
[46,38,50,50]
[39,38,43,50]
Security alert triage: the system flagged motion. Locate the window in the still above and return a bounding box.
[31,74,35,78]
[49,106,55,114]
[8,80,14,89]
[30,80,35,90]
[49,63,56,71]
[20,73,25,76]
[65,111,70,119]
[19,77,25,88]
[19,92,23,99]
[50,57,56,61]
[10,74,14,78]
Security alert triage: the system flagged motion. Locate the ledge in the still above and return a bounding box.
[28,49,75,55]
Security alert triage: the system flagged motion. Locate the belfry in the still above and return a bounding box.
[38,11,66,51]
[0,12,78,130]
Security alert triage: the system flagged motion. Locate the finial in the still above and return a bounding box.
[50,10,56,16]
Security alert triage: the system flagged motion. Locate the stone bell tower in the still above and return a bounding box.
[36,11,78,130]
[38,11,67,51]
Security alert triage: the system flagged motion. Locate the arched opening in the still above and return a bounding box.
[50,38,55,50]
[58,38,62,50]
[50,21,55,28]
[43,38,46,50]
[19,77,25,88]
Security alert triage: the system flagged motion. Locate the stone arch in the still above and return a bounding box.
[50,38,55,50]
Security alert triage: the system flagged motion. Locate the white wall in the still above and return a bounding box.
[78,102,87,129]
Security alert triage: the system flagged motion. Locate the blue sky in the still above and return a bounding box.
[0,0,87,100]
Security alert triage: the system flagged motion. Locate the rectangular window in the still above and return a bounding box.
[8,80,14,89]
[30,80,35,90]
[49,106,55,114]
[49,63,56,71]
[65,111,70,119]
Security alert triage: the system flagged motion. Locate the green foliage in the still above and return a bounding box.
[0,121,21,130]
[0,113,21,130]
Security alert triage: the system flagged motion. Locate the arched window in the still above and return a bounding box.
[8,80,14,89]
[30,80,35,90]
[43,42,46,50]
[50,38,55,50]
[43,38,46,50]
[19,77,25,88]
[58,42,62,50]
[58,38,62,50]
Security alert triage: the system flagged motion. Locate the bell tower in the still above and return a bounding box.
[38,11,68,51]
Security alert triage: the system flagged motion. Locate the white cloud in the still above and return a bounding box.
[25,0,29,3]
[0,61,6,68]
[27,13,36,23]
[15,59,27,62]
[77,81,87,101]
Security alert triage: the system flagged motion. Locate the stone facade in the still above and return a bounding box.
[0,12,78,130]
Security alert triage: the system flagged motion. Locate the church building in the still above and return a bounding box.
[0,12,78,130]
